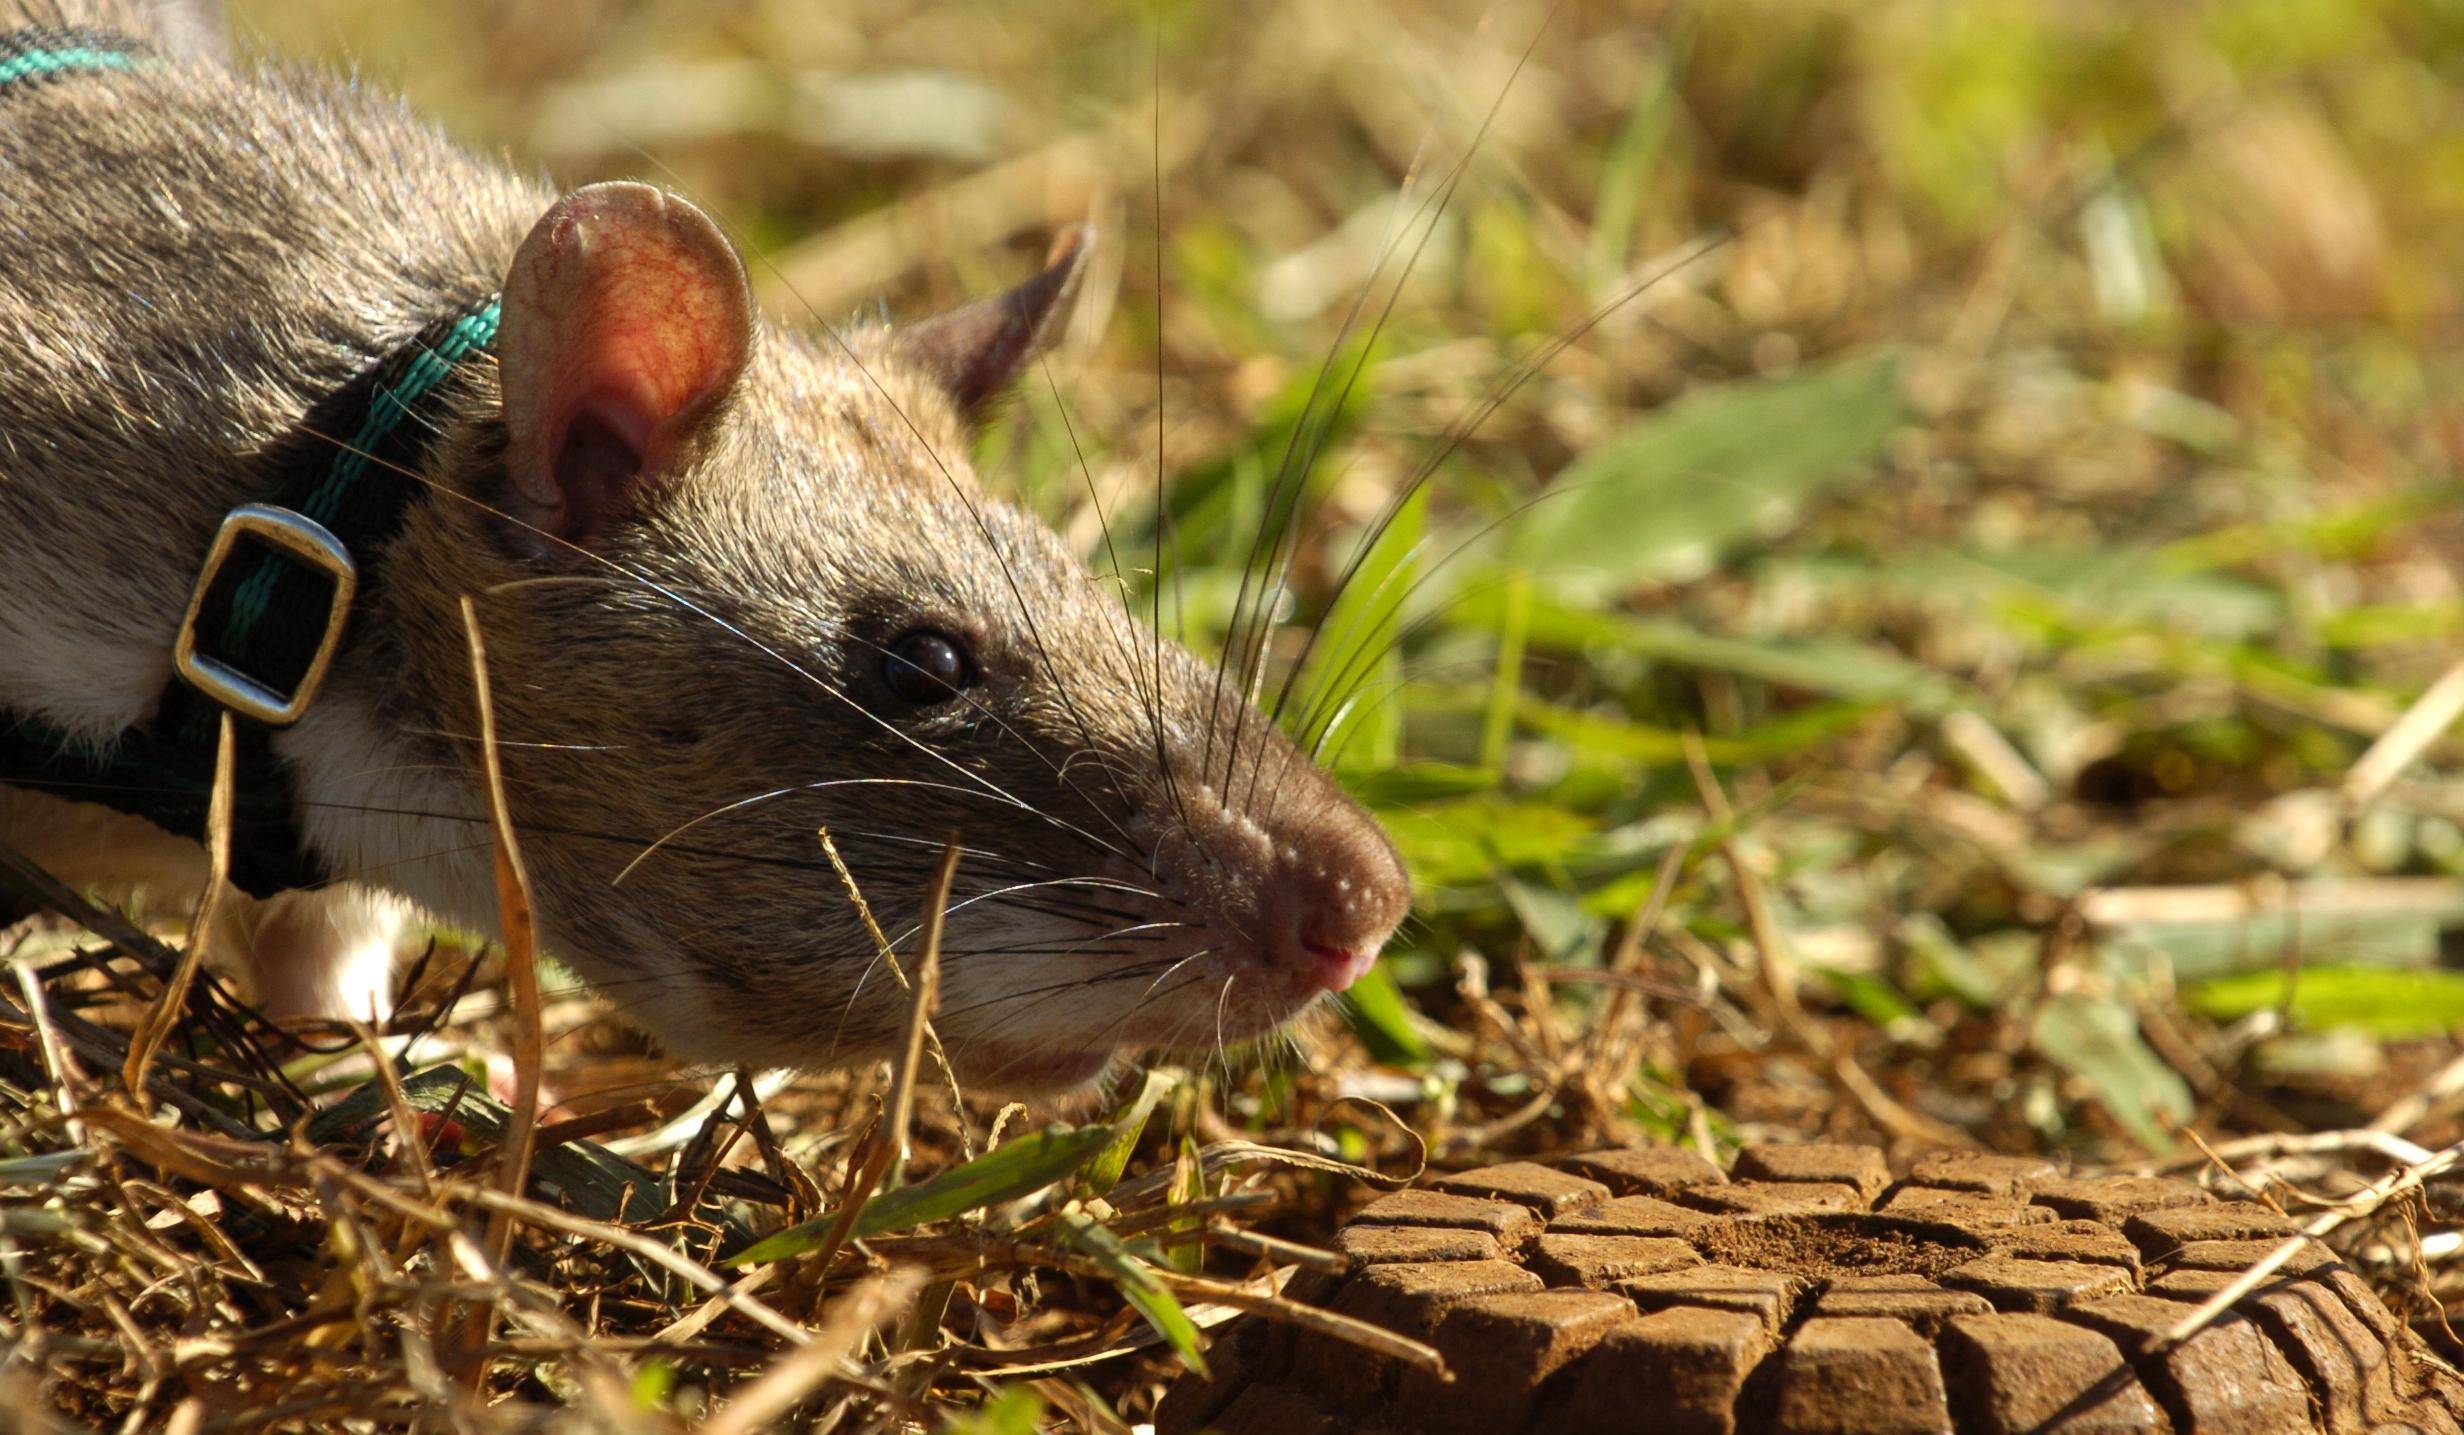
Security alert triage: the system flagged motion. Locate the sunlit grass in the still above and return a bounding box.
[28,0,2457,1423]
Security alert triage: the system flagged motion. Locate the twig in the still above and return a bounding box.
[2345,656,2464,813]
[605,1068,797,1159]
[644,1264,783,1348]
[1201,1224,1347,1273]
[1144,1267,1446,1376]
[1682,733,1969,1148]
[819,827,973,1160]
[2078,876,2464,928]
[12,963,84,1145]
[460,597,543,1216]
[2369,1046,2464,1138]
[123,713,234,1101]
[0,838,183,978]
[1939,710,2052,811]
[0,989,259,1142]
[2157,1134,2464,1351]
[2148,1127,2436,1179]
[315,1160,816,1348]
[457,597,545,1387]
[802,840,959,1275]
[699,1269,923,1435]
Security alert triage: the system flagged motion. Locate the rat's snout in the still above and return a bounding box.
[1260,799,1411,995]
[1145,749,1411,1010]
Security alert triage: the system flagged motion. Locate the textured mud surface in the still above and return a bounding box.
[1156,1144,2464,1434]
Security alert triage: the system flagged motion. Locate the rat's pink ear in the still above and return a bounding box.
[890,227,1092,422]
[498,182,754,547]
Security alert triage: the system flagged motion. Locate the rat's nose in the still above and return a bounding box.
[1269,805,1411,993]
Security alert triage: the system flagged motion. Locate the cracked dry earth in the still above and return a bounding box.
[1156,1144,2464,1434]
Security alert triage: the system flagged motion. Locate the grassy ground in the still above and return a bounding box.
[8,0,2464,1428]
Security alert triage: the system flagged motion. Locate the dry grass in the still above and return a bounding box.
[8,0,2464,1428]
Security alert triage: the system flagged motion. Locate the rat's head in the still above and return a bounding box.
[404,183,1408,1091]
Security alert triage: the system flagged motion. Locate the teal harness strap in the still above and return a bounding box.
[0,29,145,86]
[208,298,503,693]
[0,26,507,896]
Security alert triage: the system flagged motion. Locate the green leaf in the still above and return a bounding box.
[1454,593,1965,717]
[0,1150,90,1184]
[1341,960,1430,1066]
[2189,966,2464,1039]
[2094,883,2464,982]
[629,1360,677,1412]
[1166,1133,1208,1276]
[939,1388,1046,1435]
[1376,797,1598,888]
[1082,1069,1173,1196]
[2030,993,2192,1154]
[1500,872,1606,967]
[1514,355,1908,595]
[1057,1209,1207,1376]
[1342,760,1497,807]
[1293,485,1428,767]
[1809,965,1929,1038]
[730,1125,1114,1266]
[310,1064,675,1230]
[1901,920,2035,1009]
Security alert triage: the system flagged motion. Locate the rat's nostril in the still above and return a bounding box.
[1291,873,1401,990]
[1187,759,1412,995]
[1257,811,1411,987]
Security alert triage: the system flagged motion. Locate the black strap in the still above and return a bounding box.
[0,716,315,895]
[157,293,503,755]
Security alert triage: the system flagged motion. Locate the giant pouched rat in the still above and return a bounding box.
[0,0,1410,1092]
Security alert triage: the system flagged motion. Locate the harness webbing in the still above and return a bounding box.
[0,31,504,897]
[0,28,142,86]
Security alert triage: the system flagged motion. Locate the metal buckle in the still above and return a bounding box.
[172,504,358,727]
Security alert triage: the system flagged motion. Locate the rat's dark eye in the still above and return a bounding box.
[882,630,977,706]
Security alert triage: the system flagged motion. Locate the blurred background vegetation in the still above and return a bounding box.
[234,0,2464,1166]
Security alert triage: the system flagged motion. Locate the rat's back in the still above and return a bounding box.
[0,0,543,734]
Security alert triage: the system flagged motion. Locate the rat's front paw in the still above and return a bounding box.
[233,884,409,1025]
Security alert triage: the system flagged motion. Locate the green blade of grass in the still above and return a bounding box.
[729,1124,1115,1266]
[1298,484,1428,766]
[1057,1208,1207,1376]
[1341,959,1430,1067]
[2189,966,2464,1040]
[1081,1069,1173,1197]
[2030,993,2192,1155]
[1477,570,1529,771]
[1512,353,1909,597]
[1453,592,1966,716]
[939,1389,1047,1435]
[1586,26,1685,287]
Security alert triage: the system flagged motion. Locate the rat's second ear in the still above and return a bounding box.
[890,227,1092,422]
[498,182,754,548]
[138,1,233,62]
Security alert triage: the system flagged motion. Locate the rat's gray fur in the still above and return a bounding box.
[0,0,1408,1090]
